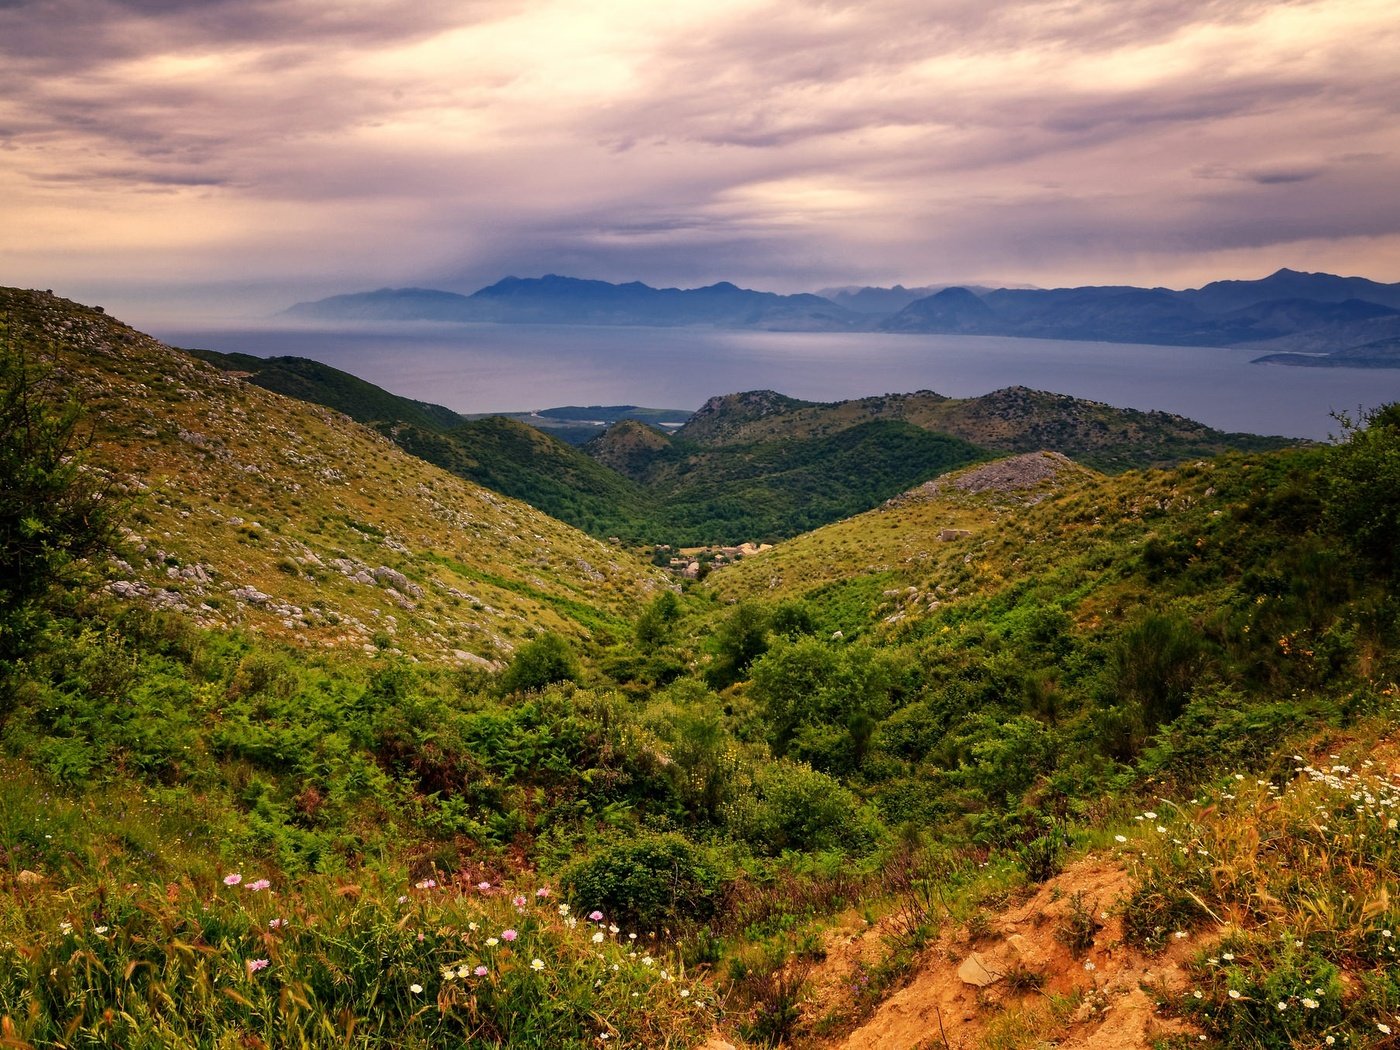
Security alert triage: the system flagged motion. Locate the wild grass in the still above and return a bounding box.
[1121,731,1400,1048]
[0,868,712,1048]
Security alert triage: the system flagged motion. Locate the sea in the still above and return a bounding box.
[150,321,1400,441]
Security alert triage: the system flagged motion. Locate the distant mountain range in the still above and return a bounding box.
[285,269,1400,365]
[285,275,852,331]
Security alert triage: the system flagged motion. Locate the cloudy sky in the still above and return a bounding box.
[3,0,1398,321]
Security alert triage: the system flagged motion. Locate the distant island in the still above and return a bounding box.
[284,268,1400,367]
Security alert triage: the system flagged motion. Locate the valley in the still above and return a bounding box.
[2,289,1398,1050]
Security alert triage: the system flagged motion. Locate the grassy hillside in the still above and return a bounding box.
[3,289,1397,1050]
[188,350,665,542]
[0,289,668,663]
[187,349,467,432]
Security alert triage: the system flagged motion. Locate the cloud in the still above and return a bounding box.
[2,0,1399,316]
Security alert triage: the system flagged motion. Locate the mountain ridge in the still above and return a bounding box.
[287,274,858,330]
[283,268,1400,359]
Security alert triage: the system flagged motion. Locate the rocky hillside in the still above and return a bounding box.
[705,449,1097,603]
[668,386,1296,471]
[0,288,668,665]
[582,418,676,480]
[676,390,820,444]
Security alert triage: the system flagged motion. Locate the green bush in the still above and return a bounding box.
[1325,402,1400,577]
[727,760,883,855]
[499,633,580,694]
[634,591,681,650]
[560,833,725,930]
[704,601,770,688]
[1110,611,1210,736]
[0,344,119,677]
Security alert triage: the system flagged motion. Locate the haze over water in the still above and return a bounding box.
[155,322,1400,442]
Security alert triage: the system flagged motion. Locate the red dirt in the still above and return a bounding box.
[797,856,1205,1050]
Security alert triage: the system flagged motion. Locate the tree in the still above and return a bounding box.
[1326,403,1400,577]
[634,590,681,650]
[704,600,770,688]
[0,342,118,667]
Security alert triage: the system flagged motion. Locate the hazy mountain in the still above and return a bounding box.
[1236,311,1400,363]
[282,286,478,321]
[1181,267,1400,312]
[286,274,858,330]
[284,268,1400,360]
[879,286,998,332]
[817,282,1038,315]
[1254,334,1400,368]
[815,284,945,315]
[881,270,1400,357]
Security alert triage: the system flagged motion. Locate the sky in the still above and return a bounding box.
[2,0,1399,322]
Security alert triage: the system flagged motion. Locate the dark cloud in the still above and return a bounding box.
[0,0,496,71]
[28,166,231,187]
[2,0,1398,314]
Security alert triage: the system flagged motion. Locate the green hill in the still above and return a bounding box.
[186,349,467,432]
[390,415,659,542]
[673,386,1297,471]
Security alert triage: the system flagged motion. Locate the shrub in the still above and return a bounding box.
[1325,402,1400,577]
[499,633,580,694]
[634,590,681,650]
[704,601,770,688]
[727,760,883,855]
[0,343,118,677]
[1110,611,1209,735]
[560,833,725,931]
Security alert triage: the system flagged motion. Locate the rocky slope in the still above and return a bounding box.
[1,288,669,664]
[668,387,1296,472]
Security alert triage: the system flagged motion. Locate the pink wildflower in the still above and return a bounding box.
[535,887,550,898]
[474,965,488,976]
[246,958,269,974]
[513,895,527,908]
[247,879,271,892]
[477,881,491,891]
[223,873,242,886]
[588,910,604,921]
[501,929,518,942]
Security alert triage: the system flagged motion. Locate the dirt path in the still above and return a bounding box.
[800,856,1203,1050]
